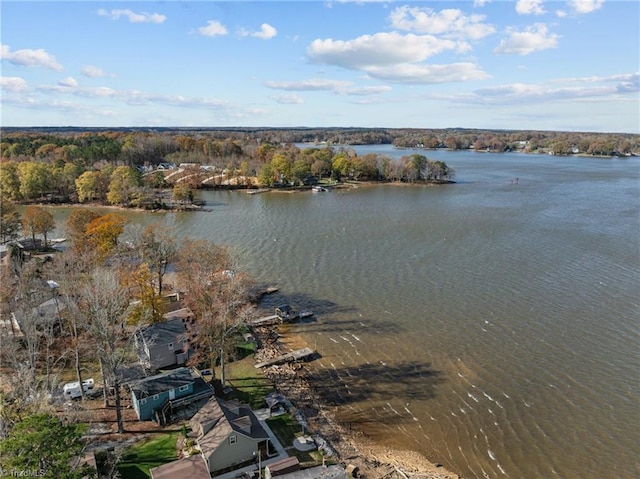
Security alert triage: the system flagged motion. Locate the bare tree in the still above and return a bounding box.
[80,267,133,433]
[177,240,253,384]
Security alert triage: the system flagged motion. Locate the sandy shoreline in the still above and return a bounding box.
[252,323,460,479]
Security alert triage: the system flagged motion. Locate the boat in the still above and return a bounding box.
[312,185,327,192]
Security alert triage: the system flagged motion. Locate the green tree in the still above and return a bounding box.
[17,161,53,200]
[172,182,193,204]
[259,163,275,187]
[107,166,141,206]
[22,205,55,247]
[291,159,311,185]
[0,413,96,479]
[270,152,292,184]
[331,152,351,180]
[0,161,22,200]
[75,171,106,203]
[411,154,428,181]
[0,199,22,243]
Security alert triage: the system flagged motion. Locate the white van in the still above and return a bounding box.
[63,378,95,400]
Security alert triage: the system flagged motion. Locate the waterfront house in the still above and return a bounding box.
[135,314,193,370]
[149,455,210,479]
[190,396,273,475]
[129,367,195,421]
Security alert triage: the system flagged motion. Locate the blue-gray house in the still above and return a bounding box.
[130,367,195,421]
[135,310,194,370]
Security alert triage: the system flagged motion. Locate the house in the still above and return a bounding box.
[149,455,210,479]
[190,396,274,475]
[129,367,195,421]
[135,315,192,370]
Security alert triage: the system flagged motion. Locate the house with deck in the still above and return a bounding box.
[135,313,193,370]
[190,396,275,475]
[129,367,195,421]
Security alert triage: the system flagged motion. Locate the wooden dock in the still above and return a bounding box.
[250,314,280,326]
[255,347,315,368]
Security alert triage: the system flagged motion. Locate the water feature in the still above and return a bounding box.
[47,148,639,478]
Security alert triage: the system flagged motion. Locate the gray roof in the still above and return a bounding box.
[190,396,269,455]
[137,318,186,347]
[130,367,193,398]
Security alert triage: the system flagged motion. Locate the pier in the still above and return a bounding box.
[250,314,280,326]
[255,347,315,368]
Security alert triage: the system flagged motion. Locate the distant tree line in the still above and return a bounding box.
[1,127,636,208]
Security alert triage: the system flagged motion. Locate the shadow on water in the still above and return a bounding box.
[259,291,358,316]
[306,360,444,408]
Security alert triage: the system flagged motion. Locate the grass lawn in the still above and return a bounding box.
[265,413,301,448]
[216,356,274,409]
[117,432,180,479]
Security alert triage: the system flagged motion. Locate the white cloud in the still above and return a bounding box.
[516,0,546,15]
[0,44,63,71]
[308,32,457,69]
[97,8,166,24]
[474,0,490,7]
[265,78,392,96]
[265,79,352,91]
[365,63,489,84]
[307,32,488,84]
[569,0,605,14]
[342,85,392,95]
[494,23,559,55]
[197,20,228,37]
[82,65,111,78]
[439,72,638,105]
[241,23,278,40]
[58,77,78,88]
[271,93,304,104]
[0,76,29,93]
[389,6,496,40]
[556,10,568,17]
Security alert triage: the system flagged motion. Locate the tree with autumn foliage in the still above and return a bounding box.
[65,209,100,253]
[84,213,128,261]
[21,205,55,248]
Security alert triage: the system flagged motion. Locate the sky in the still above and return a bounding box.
[1,0,638,132]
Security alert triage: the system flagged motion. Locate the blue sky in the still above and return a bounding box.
[1,1,638,132]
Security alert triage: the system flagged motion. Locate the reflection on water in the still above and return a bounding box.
[46,150,640,478]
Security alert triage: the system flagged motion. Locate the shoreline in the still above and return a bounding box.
[252,322,460,479]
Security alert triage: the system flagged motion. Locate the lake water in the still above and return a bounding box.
[49,146,639,478]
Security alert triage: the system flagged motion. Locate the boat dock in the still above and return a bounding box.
[250,314,280,326]
[255,347,315,368]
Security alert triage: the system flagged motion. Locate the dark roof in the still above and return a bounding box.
[138,318,186,347]
[116,362,148,385]
[130,367,193,398]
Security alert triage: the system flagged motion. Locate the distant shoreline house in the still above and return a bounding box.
[135,309,194,370]
[190,396,275,475]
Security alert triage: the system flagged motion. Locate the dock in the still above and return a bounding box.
[255,347,315,368]
[250,314,280,326]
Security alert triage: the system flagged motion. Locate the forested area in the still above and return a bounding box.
[0,127,637,211]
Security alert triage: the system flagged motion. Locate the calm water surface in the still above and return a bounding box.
[50,148,640,478]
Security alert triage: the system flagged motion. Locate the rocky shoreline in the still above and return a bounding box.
[251,324,460,479]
